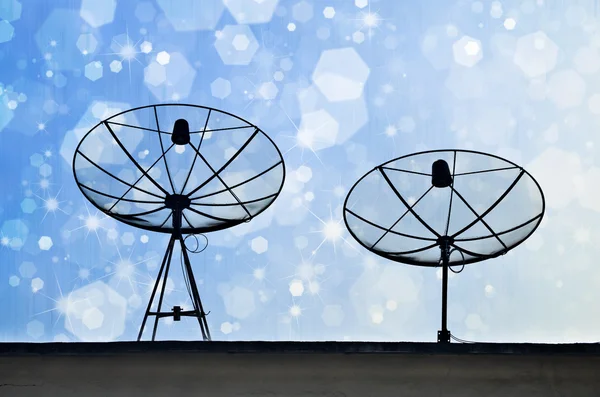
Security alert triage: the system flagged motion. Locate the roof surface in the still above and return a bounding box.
[1,341,599,356]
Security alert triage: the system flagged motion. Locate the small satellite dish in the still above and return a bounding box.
[343,149,545,343]
[73,104,285,341]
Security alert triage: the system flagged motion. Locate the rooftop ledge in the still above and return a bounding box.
[1,340,600,356]
[2,341,600,396]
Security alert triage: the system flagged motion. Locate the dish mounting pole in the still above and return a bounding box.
[437,236,452,344]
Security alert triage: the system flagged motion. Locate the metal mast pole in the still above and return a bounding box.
[438,236,451,343]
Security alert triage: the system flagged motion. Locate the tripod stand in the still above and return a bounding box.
[137,199,211,341]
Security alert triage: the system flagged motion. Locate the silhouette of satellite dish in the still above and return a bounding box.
[343,149,545,343]
[73,104,285,341]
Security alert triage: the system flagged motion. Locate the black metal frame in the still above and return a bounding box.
[343,149,546,343]
[137,213,211,342]
[73,104,286,341]
[343,149,545,267]
[73,104,286,235]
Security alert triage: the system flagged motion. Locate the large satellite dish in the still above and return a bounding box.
[343,149,545,343]
[73,104,285,341]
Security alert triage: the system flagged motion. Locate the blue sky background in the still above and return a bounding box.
[1,0,600,343]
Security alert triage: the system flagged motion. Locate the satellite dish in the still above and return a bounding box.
[73,104,285,341]
[343,149,545,343]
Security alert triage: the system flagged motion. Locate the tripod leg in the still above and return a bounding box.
[151,235,177,341]
[137,234,176,341]
[179,237,211,341]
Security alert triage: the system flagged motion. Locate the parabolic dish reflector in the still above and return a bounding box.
[73,104,285,234]
[344,149,545,267]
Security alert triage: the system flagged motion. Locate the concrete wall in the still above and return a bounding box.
[1,342,599,396]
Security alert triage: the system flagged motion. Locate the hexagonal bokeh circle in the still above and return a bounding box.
[211,77,232,99]
[76,33,99,55]
[215,25,260,66]
[144,52,197,101]
[289,279,304,296]
[0,0,22,22]
[21,198,37,214]
[312,47,370,102]
[251,236,268,254]
[85,61,104,81]
[157,0,224,31]
[39,163,52,177]
[222,286,256,319]
[293,1,314,23]
[38,236,53,250]
[27,320,44,340]
[64,281,127,341]
[1,219,29,250]
[80,0,117,27]
[452,35,483,67]
[0,20,15,43]
[513,31,559,78]
[297,109,339,151]
[19,261,36,278]
[223,0,279,24]
[258,82,278,100]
